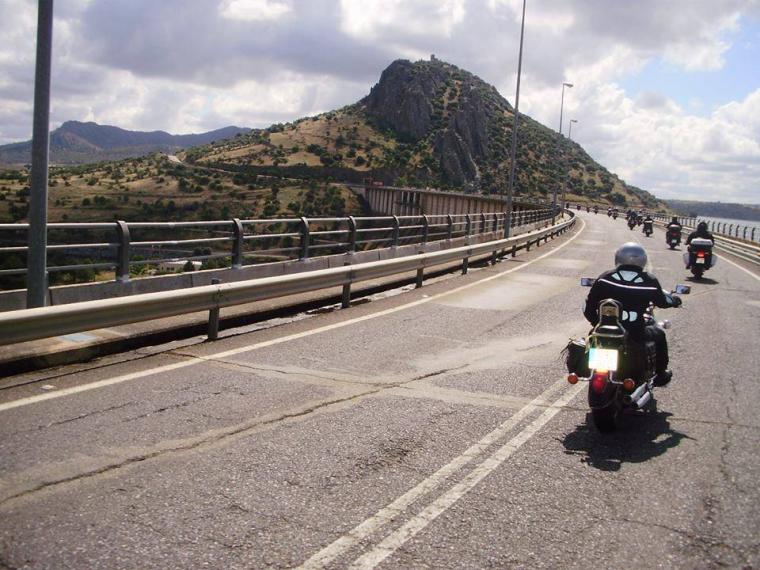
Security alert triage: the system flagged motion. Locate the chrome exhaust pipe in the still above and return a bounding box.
[624,383,648,404]
[635,390,652,409]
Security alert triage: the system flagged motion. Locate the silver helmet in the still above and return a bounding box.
[614,242,647,269]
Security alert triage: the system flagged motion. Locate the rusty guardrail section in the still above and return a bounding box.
[0,213,576,346]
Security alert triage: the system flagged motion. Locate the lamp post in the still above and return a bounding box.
[505,0,527,238]
[562,119,578,208]
[552,81,573,220]
[27,0,54,308]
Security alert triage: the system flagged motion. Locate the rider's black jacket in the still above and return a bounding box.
[686,228,715,245]
[584,265,676,338]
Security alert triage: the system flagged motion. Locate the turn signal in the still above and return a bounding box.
[623,378,635,392]
[567,373,579,385]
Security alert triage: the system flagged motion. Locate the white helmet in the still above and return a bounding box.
[614,242,647,269]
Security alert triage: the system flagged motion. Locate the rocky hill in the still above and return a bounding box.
[0,121,250,165]
[187,58,663,209]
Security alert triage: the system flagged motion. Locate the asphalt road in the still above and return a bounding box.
[1,211,758,569]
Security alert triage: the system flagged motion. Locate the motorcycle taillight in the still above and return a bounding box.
[697,251,706,258]
[590,372,609,394]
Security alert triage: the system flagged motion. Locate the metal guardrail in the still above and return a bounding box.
[0,214,576,346]
[0,209,556,285]
[651,214,760,245]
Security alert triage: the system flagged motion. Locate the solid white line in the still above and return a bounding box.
[347,382,586,570]
[0,220,586,413]
[296,377,570,570]
[716,253,760,282]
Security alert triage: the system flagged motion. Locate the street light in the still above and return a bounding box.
[552,81,573,218]
[27,0,54,308]
[505,0,527,238]
[562,119,578,208]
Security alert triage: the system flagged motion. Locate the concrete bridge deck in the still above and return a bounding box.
[1,212,758,568]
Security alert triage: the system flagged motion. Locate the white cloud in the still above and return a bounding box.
[220,0,292,21]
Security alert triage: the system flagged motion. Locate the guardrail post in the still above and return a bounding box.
[207,277,221,341]
[299,217,310,260]
[342,261,352,308]
[465,214,472,245]
[480,213,487,236]
[729,224,734,237]
[347,216,357,253]
[231,218,244,269]
[492,213,499,233]
[752,228,756,242]
[392,215,400,248]
[743,226,748,240]
[422,215,429,245]
[115,220,130,283]
[447,214,454,241]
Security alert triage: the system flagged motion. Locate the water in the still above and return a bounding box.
[696,217,760,243]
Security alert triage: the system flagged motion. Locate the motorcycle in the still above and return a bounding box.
[607,209,612,217]
[568,280,690,432]
[612,211,619,220]
[593,206,599,214]
[586,206,590,213]
[627,217,636,230]
[666,227,681,249]
[684,238,717,279]
[643,220,654,237]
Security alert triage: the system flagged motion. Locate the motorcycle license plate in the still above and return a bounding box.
[696,258,705,264]
[588,348,619,371]
[671,239,678,244]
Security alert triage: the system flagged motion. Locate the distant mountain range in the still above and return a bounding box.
[0,121,250,165]
[665,199,760,221]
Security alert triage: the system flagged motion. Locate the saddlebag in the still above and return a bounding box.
[564,338,590,377]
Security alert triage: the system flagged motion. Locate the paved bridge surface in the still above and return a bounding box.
[1,212,758,569]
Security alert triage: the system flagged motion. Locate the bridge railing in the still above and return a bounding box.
[651,214,759,245]
[0,209,556,288]
[0,212,576,346]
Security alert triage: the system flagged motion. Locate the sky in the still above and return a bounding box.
[0,0,759,204]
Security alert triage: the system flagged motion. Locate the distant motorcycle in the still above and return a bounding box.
[612,211,619,220]
[627,217,636,230]
[568,280,689,432]
[666,227,682,249]
[643,220,654,237]
[593,206,599,214]
[684,238,717,279]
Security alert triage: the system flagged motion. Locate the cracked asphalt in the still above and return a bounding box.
[0,212,758,569]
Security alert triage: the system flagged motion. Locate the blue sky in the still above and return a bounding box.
[620,18,760,116]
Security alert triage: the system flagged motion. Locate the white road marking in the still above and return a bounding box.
[716,253,760,282]
[346,382,586,570]
[297,377,571,570]
[0,220,586,413]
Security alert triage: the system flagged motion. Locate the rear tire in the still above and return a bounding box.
[592,406,618,432]
[692,267,704,279]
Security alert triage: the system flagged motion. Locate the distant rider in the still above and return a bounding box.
[685,221,715,268]
[666,216,682,232]
[584,243,681,386]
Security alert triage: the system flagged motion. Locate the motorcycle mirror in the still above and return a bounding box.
[580,277,595,287]
[673,284,691,295]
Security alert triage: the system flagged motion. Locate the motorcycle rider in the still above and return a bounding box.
[666,216,682,243]
[686,221,714,245]
[685,221,715,268]
[583,243,681,386]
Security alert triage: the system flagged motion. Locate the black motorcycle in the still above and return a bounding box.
[643,220,654,237]
[684,238,716,279]
[612,211,619,220]
[666,227,681,249]
[568,281,689,432]
[627,217,636,230]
